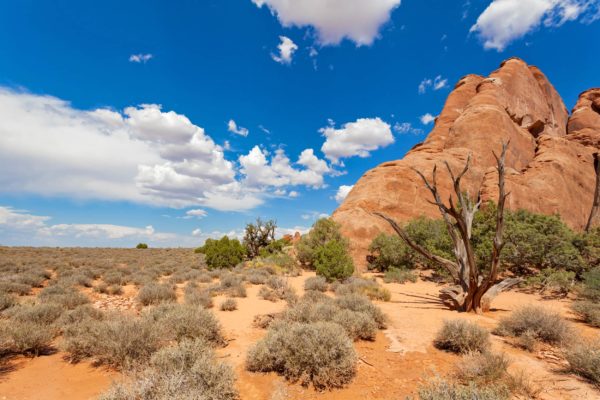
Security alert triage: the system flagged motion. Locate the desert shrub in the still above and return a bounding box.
[335,278,391,302]
[7,303,64,325]
[103,271,127,286]
[335,294,387,329]
[38,284,90,309]
[246,321,357,389]
[434,320,490,354]
[99,339,237,400]
[14,272,47,288]
[367,233,414,271]
[0,281,31,296]
[580,267,600,301]
[68,273,94,288]
[263,252,299,275]
[106,284,123,295]
[184,286,213,308]
[572,301,600,328]
[136,243,148,249]
[384,267,418,283]
[144,304,225,346]
[220,298,237,311]
[494,305,571,346]
[296,218,346,267]
[332,309,378,341]
[314,239,354,282]
[246,269,269,285]
[62,313,162,369]
[565,339,600,385]
[456,352,510,384]
[0,293,16,311]
[0,320,55,356]
[137,283,177,306]
[304,276,328,292]
[56,304,104,328]
[417,377,510,400]
[526,268,575,296]
[197,272,213,283]
[197,236,246,270]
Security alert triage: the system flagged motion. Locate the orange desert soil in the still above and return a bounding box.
[1,272,599,399]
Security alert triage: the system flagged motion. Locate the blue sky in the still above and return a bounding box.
[0,0,598,247]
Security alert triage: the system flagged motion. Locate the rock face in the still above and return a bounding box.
[332,58,600,269]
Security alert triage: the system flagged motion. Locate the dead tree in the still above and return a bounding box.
[375,142,520,313]
[585,153,600,232]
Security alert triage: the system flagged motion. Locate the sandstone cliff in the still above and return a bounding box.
[332,58,600,269]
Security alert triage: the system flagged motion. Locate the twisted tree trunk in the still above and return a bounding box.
[375,142,521,313]
[585,153,600,232]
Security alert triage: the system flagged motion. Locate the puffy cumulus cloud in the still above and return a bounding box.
[320,118,394,164]
[252,0,402,46]
[227,119,249,137]
[0,206,195,247]
[420,113,436,125]
[276,225,310,237]
[0,87,333,213]
[418,75,448,94]
[239,146,332,189]
[471,0,599,51]
[271,36,298,64]
[334,185,354,203]
[185,209,208,219]
[129,53,153,63]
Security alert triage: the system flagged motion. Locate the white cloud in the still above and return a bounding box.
[420,113,436,125]
[252,0,402,46]
[393,122,424,135]
[227,119,249,137]
[185,209,208,219]
[276,225,310,237]
[288,191,299,198]
[129,54,153,63]
[239,146,332,189]
[418,75,448,94]
[272,36,298,64]
[334,185,354,203]
[0,87,334,213]
[471,0,599,51]
[320,117,394,164]
[192,228,203,237]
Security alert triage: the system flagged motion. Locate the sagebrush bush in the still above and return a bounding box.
[7,303,64,325]
[246,321,357,389]
[384,267,418,284]
[144,304,225,346]
[259,277,297,303]
[335,277,391,302]
[220,298,237,311]
[0,320,55,356]
[62,313,163,369]
[246,269,269,285]
[304,276,328,292]
[565,339,600,385]
[335,294,387,329]
[137,283,177,306]
[434,320,490,354]
[572,301,600,328]
[456,352,510,384]
[100,339,238,400]
[184,286,213,308]
[0,293,16,311]
[494,305,571,346]
[38,284,90,309]
[417,377,510,400]
[0,281,31,296]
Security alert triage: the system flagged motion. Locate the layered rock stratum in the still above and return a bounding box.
[332,58,600,268]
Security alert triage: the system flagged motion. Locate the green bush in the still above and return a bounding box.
[296,218,346,267]
[494,305,571,347]
[246,321,357,389]
[197,236,246,270]
[314,239,354,282]
[367,233,414,271]
[100,339,238,400]
[136,243,148,249]
[526,268,575,295]
[580,267,600,301]
[434,320,490,354]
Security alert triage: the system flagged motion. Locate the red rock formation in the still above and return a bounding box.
[332,59,599,269]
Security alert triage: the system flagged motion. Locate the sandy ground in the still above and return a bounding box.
[1,271,599,400]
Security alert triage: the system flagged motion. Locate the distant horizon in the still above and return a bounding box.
[1,0,599,247]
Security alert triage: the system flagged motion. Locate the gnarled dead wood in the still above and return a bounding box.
[585,153,600,232]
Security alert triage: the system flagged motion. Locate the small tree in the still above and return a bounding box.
[197,236,245,270]
[243,218,276,258]
[314,239,355,282]
[296,218,345,267]
[136,243,148,249]
[376,142,520,313]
